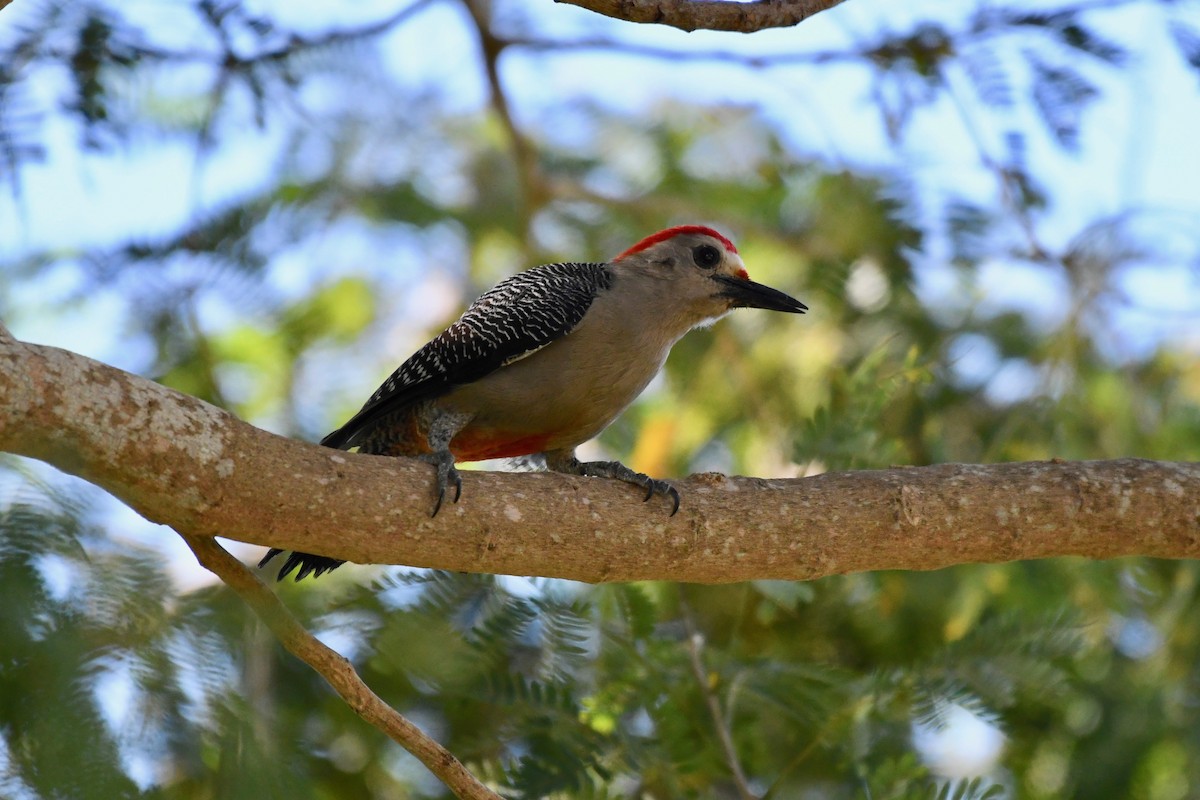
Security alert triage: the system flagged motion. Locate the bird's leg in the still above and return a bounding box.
[417,408,472,517]
[543,448,680,516]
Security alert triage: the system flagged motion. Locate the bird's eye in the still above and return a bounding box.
[692,244,721,269]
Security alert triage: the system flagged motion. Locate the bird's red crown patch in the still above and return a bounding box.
[614,225,738,261]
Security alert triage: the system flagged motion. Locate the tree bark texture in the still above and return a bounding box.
[2,336,1198,583]
[551,0,848,33]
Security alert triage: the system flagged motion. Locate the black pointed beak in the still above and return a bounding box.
[712,273,808,314]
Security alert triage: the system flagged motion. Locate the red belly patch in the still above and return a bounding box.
[450,431,554,462]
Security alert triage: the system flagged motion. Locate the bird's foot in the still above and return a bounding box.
[418,450,462,517]
[547,453,680,516]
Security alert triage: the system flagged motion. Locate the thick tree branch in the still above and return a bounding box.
[2,336,1198,582]
[551,0,847,33]
[181,533,503,800]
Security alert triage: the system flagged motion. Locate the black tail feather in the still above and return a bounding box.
[258,548,346,582]
[256,422,356,582]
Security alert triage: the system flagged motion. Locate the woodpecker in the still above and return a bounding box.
[261,225,806,580]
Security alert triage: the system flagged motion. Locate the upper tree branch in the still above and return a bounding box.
[551,0,848,33]
[2,336,1198,582]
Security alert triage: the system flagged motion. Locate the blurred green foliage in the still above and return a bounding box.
[2,0,1200,798]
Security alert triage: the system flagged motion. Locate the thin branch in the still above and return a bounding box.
[462,0,543,239]
[136,0,439,66]
[940,70,1054,263]
[244,0,438,62]
[180,533,503,800]
[681,601,756,800]
[551,0,848,33]
[3,337,1199,584]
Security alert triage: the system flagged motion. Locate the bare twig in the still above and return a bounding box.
[462,0,543,239]
[681,602,756,800]
[551,0,847,33]
[2,337,1199,583]
[140,0,438,65]
[180,533,503,800]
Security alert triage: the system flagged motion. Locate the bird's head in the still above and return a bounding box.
[613,226,808,322]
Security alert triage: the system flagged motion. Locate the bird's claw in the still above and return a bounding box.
[638,479,686,515]
[430,466,462,517]
[614,465,681,515]
[637,474,681,517]
[422,452,462,517]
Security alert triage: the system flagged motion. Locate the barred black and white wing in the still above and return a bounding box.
[320,262,614,450]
